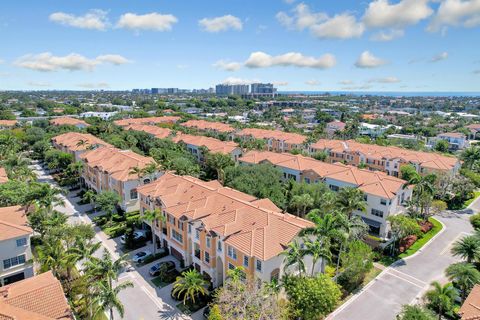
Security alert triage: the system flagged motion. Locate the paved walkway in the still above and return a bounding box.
[32,163,203,320]
[328,207,476,320]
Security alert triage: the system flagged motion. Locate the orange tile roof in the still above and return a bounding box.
[467,124,480,132]
[137,173,313,260]
[80,146,157,181]
[439,132,466,138]
[49,117,89,127]
[0,206,32,241]
[171,134,240,155]
[125,124,173,139]
[180,120,234,133]
[0,167,8,184]
[460,284,480,320]
[114,116,180,127]
[0,271,72,320]
[51,132,111,152]
[236,128,306,145]
[0,120,18,127]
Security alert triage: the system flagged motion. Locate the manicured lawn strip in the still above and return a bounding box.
[464,191,480,208]
[398,217,443,259]
[151,270,180,288]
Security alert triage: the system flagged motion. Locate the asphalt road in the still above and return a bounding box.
[328,208,475,320]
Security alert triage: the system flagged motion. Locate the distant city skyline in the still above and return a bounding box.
[1,0,479,92]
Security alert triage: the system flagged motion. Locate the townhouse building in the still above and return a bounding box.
[172,133,242,162]
[0,120,17,129]
[124,124,173,139]
[326,121,346,137]
[180,120,235,135]
[0,167,8,184]
[0,206,34,286]
[49,117,89,129]
[427,132,469,150]
[80,147,162,212]
[467,123,480,140]
[114,116,181,128]
[310,139,461,177]
[239,151,413,238]
[137,173,316,288]
[52,132,112,161]
[234,128,306,153]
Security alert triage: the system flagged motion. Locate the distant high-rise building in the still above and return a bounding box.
[215,84,249,95]
[251,83,276,94]
[151,88,159,94]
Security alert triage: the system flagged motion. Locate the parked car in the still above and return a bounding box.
[132,250,152,263]
[120,230,146,244]
[203,306,210,319]
[149,260,176,277]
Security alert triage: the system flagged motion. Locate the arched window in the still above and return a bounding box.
[270,268,280,282]
[130,189,138,200]
[143,178,151,184]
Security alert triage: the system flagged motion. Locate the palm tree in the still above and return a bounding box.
[85,250,129,287]
[425,281,458,320]
[142,162,161,183]
[93,280,133,320]
[73,241,102,265]
[336,187,366,219]
[461,147,480,170]
[445,262,480,302]
[82,189,97,212]
[36,185,65,211]
[303,237,331,275]
[172,269,208,305]
[205,152,234,184]
[36,237,79,279]
[76,139,89,148]
[413,175,436,221]
[451,235,480,263]
[281,240,306,276]
[142,209,165,255]
[290,193,314,217]
[129,166,144,180]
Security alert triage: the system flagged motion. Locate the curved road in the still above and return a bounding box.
[328,207,476,320]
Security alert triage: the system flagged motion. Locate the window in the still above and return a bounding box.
[380,199,387,205]
[172,229,183,244]
[195,230,200,240]
[256,260,262,272]
[243,256,249,267]
[3,254,26,269]
[130,189,138,200]
[217,241,222,252]
[364,195,368,201]
[204,252,210,264]
[178,221,184,230]
[329,185,339,192]
[228,263,235,270]
[143,178,151,184]
[16,238,27,247]
[168,215,175,225]
[228,246,237,260]
[371,209,384,218]
[304,177,311,184]
[188,224,192,234]
[206,237,211,248]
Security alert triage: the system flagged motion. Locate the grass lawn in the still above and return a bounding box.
[464,191,480,208]
[398,217,443,259]
[151,270,180,288]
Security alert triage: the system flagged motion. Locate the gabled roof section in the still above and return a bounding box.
[236,128,306,144]
[171,134,239,155]
[0,206,32,241]
[180,120,234,133]
[52,132,111,152]
[49,117,88,127]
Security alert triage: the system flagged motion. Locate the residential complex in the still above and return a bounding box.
[50,117,89,128]
[114,116,181,127]
[427,132,470,150]
[172,134,242,162]
[180,119,235,134]
[310,139,461,177]
[326,120,346,137]
[0,206,34,286]
[239,151,412,237]
[52,132,112,161]
[215,84,249,96]
[233,128,307,153]
[125,124,173,139]
[137,173,316,287]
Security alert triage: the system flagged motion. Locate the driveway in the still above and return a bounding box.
[328,208,475,320]
[32,163,205,320]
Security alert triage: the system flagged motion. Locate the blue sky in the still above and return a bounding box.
[0,0,479,91]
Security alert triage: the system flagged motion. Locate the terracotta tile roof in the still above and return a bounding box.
[327,121,346,130]
[180,120,234,133]
[438,132,466,138]
[0,120,18,127]
[125,124,173,139]
[51,132,111,152]
[171,134,240,155]
[0,271,72,320]
[0,206,32,241]
[138,173,313,260]
[460,284,480,320]
[80,146,157,182]
[49,117,89,127]
[114,116,180,127]
[236,128,306,145]
[0,167,8,184]
[467,124,480,133]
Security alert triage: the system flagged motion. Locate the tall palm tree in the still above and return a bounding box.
[290,193,314,218]
[303,237,331,275]
[142,162,161,183]
[413,175,436,221]
[336,187,366,219]
[82,189,97,212]
[461,147,480,170]
[36,185,65,211]
[445,262,480,302]
[73,241,102,265]
[92,280,133,320]
[142,209,165,255]
[451,235,480,263]
[425,281,458,320]
[172,269,208,305]
[129,166,144,180]
[281,240,306,276]
[85,250,129,287]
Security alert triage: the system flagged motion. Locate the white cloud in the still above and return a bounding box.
[221,77,259,85]
[117,12,178,31]
[77,82,110,88]
[27,81,52,87]
[245,51,336,69]
[428,0,480,32]
[431,52,448,62]
[199,15,242,32]
[276,3,327,30]
[368,77,401,83]
[339,80,354,85]
[310,14,365,39]
[355,51,387,68]
[213,60,242,71]
[342,85,373,90]
[363,0,433,28]
[272,81,289,86]
[305,80,321,86]
[370,29,404,41]
[14,52,130,72]
[49,9,109,30]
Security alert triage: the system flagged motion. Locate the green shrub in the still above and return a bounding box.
[104,223,126,238]
[470,214,480,230]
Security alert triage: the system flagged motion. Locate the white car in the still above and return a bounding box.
[120,231,146,244]
[132,250,152,263]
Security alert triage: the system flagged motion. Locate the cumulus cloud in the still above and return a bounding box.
[199,15,243,32]
[310,13,365,39]
[77,82,110,88]
[431,52,449,62]
[368,77,401,83]
[305,80,320,86]
[355,51,387,68]
[245,51,336,69]
[117,12,178,31]
[49,10,108,30]
[27,81,52,87]
[363,0,433,28]
[213,60,242,71]
[14,52,130,72]
[370,29,404,41]
[276,3,327,30]
[428,0,480,32]
[221,77,259,85]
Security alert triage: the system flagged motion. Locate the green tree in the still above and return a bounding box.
[208,305,223,320]
[142,209,165,255]
[451,235,480,263]
[445,262,480,302]
[93,280,134,320]
[95,191,120,221]
[424,281,458,320]
[281,240,306,276]
[336,187,367,219]
[388,215,422,253]
[400,164,420,183]
[82,189,97,212]
[434,140,449,153]
[290,193,314,218]
[172,269,208,305]
[303,237,331,275]
[397,304,436,320]
[338,240,374,293]
[205,152,235,183]
[461,147,480,170]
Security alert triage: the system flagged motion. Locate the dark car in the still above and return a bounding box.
[149,260,176,277]
[203,306,210,319]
